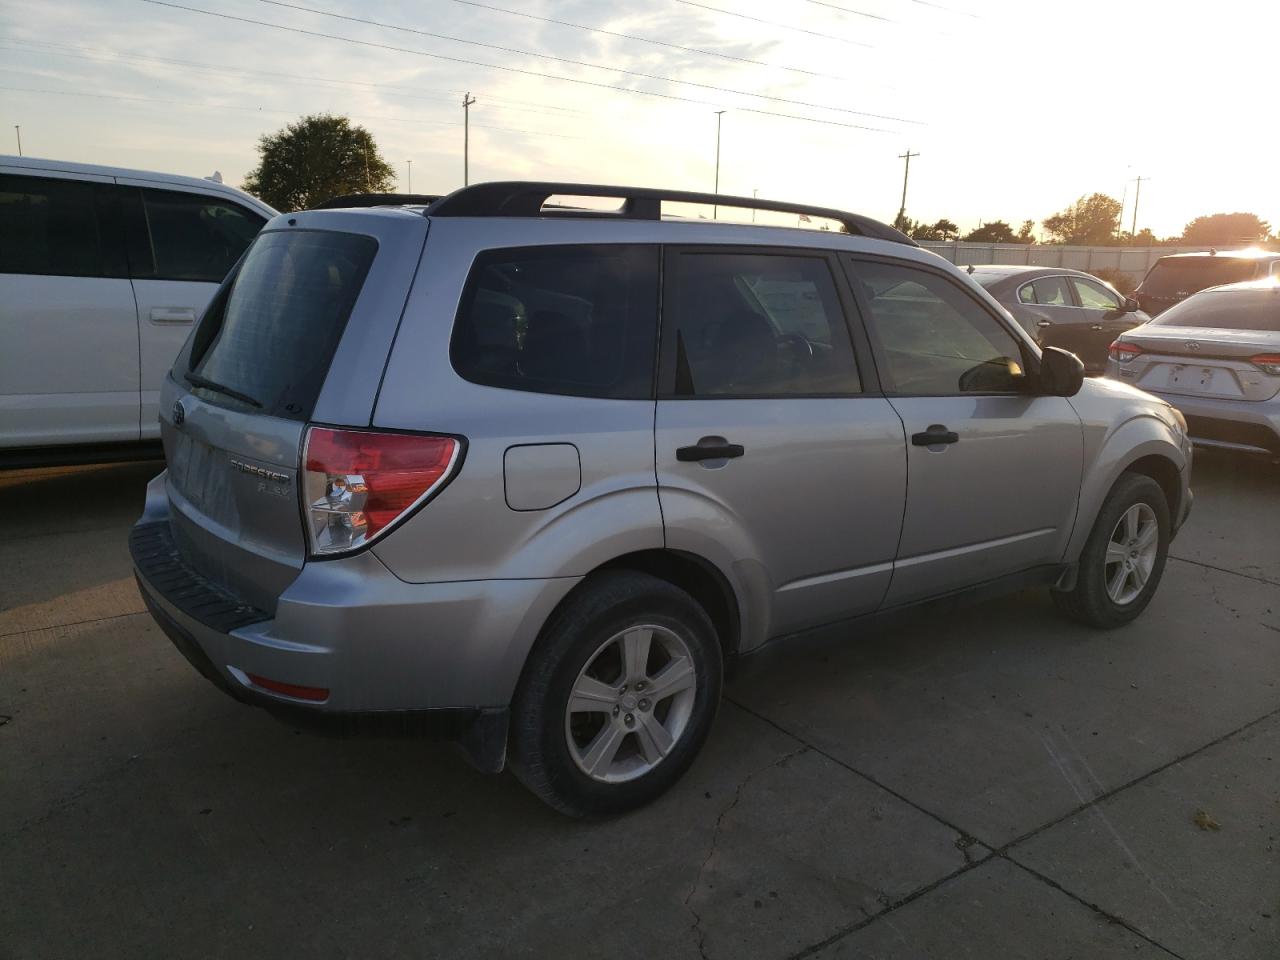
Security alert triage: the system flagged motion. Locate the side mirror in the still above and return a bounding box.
[1039,346,1084,397]
[1124,296,1140,312]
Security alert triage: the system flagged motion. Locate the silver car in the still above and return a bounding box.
[1107,277,1280,458]
[131,182,1193,816]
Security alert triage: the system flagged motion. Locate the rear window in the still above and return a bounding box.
[1151,289,1280,331]
[1141,257,1258,296]
[186,229,377,419]
[451,244,659,399]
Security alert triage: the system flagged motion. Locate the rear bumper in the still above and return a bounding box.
[130,475,580,761]
[1144,391,1280,457]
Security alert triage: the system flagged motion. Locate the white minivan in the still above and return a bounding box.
[0,156,276,463]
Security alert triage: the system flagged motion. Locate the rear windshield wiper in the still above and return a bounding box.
[183,371,263,409]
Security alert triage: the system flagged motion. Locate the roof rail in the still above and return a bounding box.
[311,193,443,210]
[423,181,916,246]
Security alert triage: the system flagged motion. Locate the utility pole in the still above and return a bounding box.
[752,187,758,223]
[462,92,477,186]
[712,110,726,219]
[406,159,412,193]
[1130,175,1146,241]
[13,125,21,157]
[896,149,919,227]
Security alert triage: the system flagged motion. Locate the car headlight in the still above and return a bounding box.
[1167,405,1188,436]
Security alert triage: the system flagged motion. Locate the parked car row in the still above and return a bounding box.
[128,181,1192,816]
[0,156,274,461]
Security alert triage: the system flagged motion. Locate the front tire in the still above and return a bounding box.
[1053,473,1170,628]
[509,571,723,817]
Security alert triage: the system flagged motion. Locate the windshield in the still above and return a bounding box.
[1140,257,1259,297]
[1151,288,1280,330]
[185,229,377,419]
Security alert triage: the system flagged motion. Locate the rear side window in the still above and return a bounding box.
[1019,276,1072,306]
[451,244,659,399]
[662,251,860,397]
[1141,257,1257,296]
[0,174,123,278]
[186,230,377,419]
[134,188,265,282]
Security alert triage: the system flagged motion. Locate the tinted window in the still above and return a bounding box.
[451,245,659,399]
[1071,277,1121,310]
[0,174,121,278]
[1141,257,1257,296]
[187,230,377,419]
[850,259,1027,395]
[139,189,264,282]
[1151,289,1280,331]
[1019,276,1072,306]
[663,252,860,397]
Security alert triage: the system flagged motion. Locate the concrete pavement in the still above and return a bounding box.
[1,453,1277,959]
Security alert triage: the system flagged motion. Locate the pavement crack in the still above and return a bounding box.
[1169,554,1280,588]
[684,745,807,960]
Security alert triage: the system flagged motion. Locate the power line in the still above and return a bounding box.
[0,39,583,119]
[672,1,874,49]
[803,0,894,22]
[910,0,981,18]
[240,0,918,124]
[441,0,854,81]
[0,82,586,139]
[135,1,910,133]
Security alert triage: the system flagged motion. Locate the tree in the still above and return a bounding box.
[1041,193,1123,245]
[932,218,959,241]
[242,114,396,212]
[1180,212,1271,245]
[1016,220,1036,244]
[908,220,941,240]
[962,220,1017,243]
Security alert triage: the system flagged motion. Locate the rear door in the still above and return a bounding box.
[1015,274,1087,356]
[654,247,906,642]
[843,256,1083,606]
[117,180,267,439]
[162,214,425,610]
[0,170,140,448]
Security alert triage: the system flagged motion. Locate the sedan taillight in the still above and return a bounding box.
[303,427,461,557]
[1250,354,1280,376]
[1109,341,1143,363]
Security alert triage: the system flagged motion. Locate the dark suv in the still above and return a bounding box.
[1135,250,1280,317]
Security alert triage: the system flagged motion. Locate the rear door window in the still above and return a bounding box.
[661,250,860,397]
[451,244,659,399]
[135,188,265,282]
[0,173,124,278]
[185,229,378,419]
[1019,276,1073,306]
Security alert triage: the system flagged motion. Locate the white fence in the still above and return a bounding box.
[916,241,1220,284]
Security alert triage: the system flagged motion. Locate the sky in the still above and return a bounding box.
[2,0,1277,239]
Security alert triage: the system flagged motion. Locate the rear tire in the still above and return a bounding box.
[1053,473,1170,628]
[509,571,723,817]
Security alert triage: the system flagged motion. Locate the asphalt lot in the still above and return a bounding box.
[1,453,1277,959]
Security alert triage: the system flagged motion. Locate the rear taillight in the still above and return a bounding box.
[303,427,461,557]
[1109,341,1143,363]
[1250,354,1280,376]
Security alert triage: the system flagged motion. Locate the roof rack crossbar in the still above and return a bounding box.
[423,181,916,246]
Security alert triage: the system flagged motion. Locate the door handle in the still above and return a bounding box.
[676,437,745,462]
[911,425,959,447]
[149,307,196,324]
[1036,320,1052,328]
[1090,323,1104,330]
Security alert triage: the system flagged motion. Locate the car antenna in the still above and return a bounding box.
[966,264,975,274]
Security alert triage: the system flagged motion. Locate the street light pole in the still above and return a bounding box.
[463,91,476,186]
[712,110,726,219]
[14,125,21,157]
[1131,175,1146,241]
[406,159,412,193]
[752,187,758,223]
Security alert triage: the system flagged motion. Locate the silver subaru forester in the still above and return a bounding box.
[131,182,1193,816]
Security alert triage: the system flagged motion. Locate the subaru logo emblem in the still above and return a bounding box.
[172,399,186,427]
[1185,341,1201,351]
